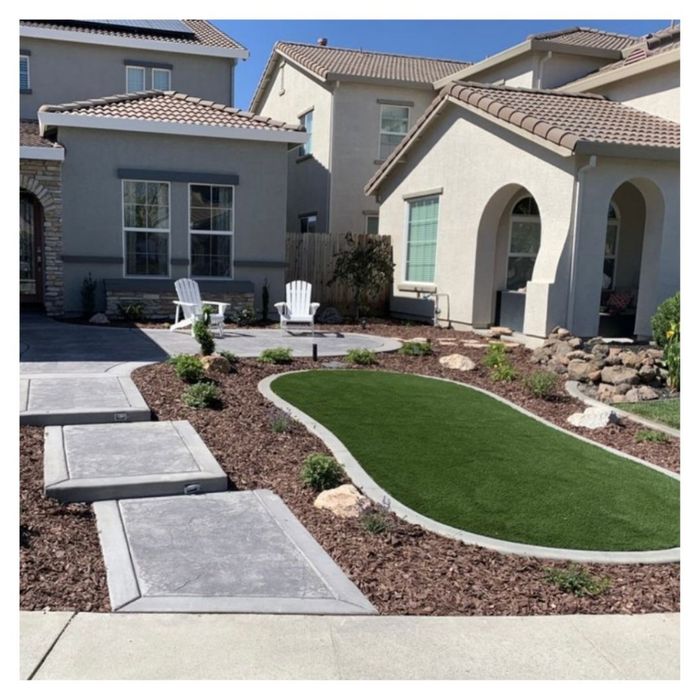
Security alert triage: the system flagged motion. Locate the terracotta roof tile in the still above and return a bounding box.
[598,25,680,74]
[528,27,639,52]
[19,19,245,51]
[39,91,304,133]
[20,119,55,147]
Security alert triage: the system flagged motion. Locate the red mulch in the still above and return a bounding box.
[19,321,680,615]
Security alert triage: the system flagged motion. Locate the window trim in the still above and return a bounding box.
[506,195,541,292]
[365,214,379,235]
[20,54,31,92]
[298,108,314,158]
[152,67,172,91]
[125,65,146,93]
[121,179,171,279]
[187,182,235,281]
[403,194,440,285]
[378,103,411,162]
[603,202,620,291]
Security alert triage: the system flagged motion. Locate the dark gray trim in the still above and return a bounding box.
[20,48,31,56]
[124,59,174,70]
[63,255,123,264]
[295,153,313,164]
[104,278,254,294]
[170,258,189,266]
[362,210,379,216]
[377,98,415,107]
[117,169,240,185]
[235,260,287,269]
[20,88,33,95]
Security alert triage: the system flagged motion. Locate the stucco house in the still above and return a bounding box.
[249,41,470,235]
[363,25,680,342]
[20,19,306,317]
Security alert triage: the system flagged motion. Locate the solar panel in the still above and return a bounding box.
[89,20,195,36]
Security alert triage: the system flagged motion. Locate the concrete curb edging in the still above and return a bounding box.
[565,380,680,439]
[259,370,680,564]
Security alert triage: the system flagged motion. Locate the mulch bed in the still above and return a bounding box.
[19,321,680,614]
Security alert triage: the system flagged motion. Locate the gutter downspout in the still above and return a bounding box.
[536,51,553,89]
[326,80,339,232]
[566,155,597,331]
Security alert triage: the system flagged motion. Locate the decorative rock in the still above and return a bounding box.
[567,337,583,349]
[625,386,660,402]
[548,361,568,375]
[567,407,619,429]
[638,365,658,384]
[567,360,597,382]
[488,326,513,337]
[462,340,489,348]
[566,350,588,361]
[439,354,476,371]
[531,347,550,363]
[645,348,664,360]
[88,313,110,325]
[317,306,344,324]
[551,340,574,359]
[620,351,643,369]
[596,383,618,401]
[437,339,457,346]
[591,344,610,359]
[201,354,231,374]
[314,484,370,518]
[500,341,520,349]
[556,327,572,339]
[408,337,428,343]
[587,370,602,383]
[601,365,639,386]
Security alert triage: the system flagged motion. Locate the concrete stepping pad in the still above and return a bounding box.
[94,491,376,615]
[44,421,228,502]
[20,375,151,425]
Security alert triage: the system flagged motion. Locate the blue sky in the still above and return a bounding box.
[211,19,672,109]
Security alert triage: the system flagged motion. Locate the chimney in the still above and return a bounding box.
[317,37,328,46]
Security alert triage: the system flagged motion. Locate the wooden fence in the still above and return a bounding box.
[285,232,392,314]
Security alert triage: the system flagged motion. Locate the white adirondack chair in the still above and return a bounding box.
[170,278,229,338]
[275,280,320,333]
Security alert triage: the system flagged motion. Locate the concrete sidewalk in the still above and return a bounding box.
[21,611,679,680]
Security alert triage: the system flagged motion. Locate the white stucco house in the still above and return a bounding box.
[363,25,680,342]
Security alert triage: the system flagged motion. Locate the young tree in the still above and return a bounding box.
[330,233,394,321]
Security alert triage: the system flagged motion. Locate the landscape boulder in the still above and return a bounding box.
[566,407,619,429]
[439,354,476,371]
[314,484,370,518]
[566,360,597,382]
[201,354,231,374]
[88,313,110,325]
[624,386,660,402]
[600,365,640,386]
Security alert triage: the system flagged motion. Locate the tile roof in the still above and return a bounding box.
[20,119,56,147]
[39,90,304,132]
[366,82,680,193]
[528,27,640,52]
[19,19,245,51]
[598,25,680,74]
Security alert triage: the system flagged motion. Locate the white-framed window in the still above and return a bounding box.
[299,213,317,234]
[365,214,379,235]
[507,196,541,291]
[602,203,620,291]
[405,195,439,283]
[379,104,409,161]
[152,68,171,91]
[189,184,234,278]
[123,180,170,277]
[126,65,146,92]
[20,54,30,91]
[299,109,313,157]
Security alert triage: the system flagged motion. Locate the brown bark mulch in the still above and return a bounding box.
[19,321,679,614]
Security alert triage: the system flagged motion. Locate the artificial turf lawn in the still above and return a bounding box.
[623,399,680,429]
[271,371,679,551]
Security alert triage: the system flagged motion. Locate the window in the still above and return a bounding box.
[365,214,379,235]
[507,196,541,291]
[405,196,439,283]
[602,203,619,291]
[379,105,409,161]
[123,180,170,276]
[299,214,317,233]
[152,68,171,91]
[126,65,145,92]
[20,55,30,91]
[189,185,234,278]
[299,110,313,157]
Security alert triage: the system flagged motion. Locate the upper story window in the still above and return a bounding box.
[507,196,541,291]
[405,195,439,283]
[365,214,379,235]
[379,104,409,161]
[189,184,234,278]
[299,109,314,157]
[126,65,146,92]
[152,68,171,91]
[20,54,30,92]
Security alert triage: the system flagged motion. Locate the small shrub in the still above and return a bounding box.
[634,429,669,444]
[300,453,344,491]
[269,407,292,434]
[664,322,680,390]
[345,348,378,365]
[651,293,680,348]
[491,361,518,382]
[484,342,507,368]
[169,354,204,383]
[117,302,145,322]
[193,318,215,356]
[398,341,432,356]
[260,347,293,364]
[218,350,238,367]
[523,370,558,399]
[182,381,220,409]
[360,510,390,534]
[544,565,611,597]
[81,273,97,318]
[234,305,256,326]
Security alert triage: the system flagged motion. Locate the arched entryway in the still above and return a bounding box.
[20,189,44,306]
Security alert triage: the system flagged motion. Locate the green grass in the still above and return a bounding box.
[623,399,680,429]
[271,371,679,551]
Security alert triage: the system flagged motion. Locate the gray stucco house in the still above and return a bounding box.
[19,19,306,317]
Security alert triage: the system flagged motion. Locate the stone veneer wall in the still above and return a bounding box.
[20,160,64,315]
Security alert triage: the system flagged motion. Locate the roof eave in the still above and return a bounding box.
[325,73,437,89]
[20,145,65,161]
[530,38,625,60]
[575,140,679,161]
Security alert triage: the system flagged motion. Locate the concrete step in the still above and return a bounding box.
[44,421,228,502]
[21,375,151,426]
[94,490,376,615]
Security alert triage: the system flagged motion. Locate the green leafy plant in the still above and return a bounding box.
[169,354,204,383]
[234,305,256,327]
[484,342,517,381]
[117,302,145,322]
[193,318,215,356]
[359,510,390,534]
[634,429,669,444]
[345,348,378,365]
[269,407,292,434]
[330,233,395,321]
[398,341,433,356]
[491,362,518,382]
[262,280,270,323]
[260,347,293,364]
[182,381,220,409]
[80,273,98,318]
[664,321,680,390]
[651,292,680,348]
[544,565,611,597]
[523,370,558,399]
[300,453,344,491]
[218,350,238,367]
[484,342,508,368]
